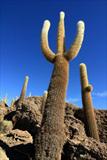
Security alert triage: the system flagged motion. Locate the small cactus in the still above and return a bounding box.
[0,120,13,134]
[80,63,99,141]
[18,76,29,103]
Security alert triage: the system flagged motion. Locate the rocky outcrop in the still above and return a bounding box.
[96,110,107,144]
[63,108,107,159]
[0,129,33,160]
[0,129,33,147]
[0,147,9,160]
[62,138,107,160]
[0,97,107,160]
[6,97,43,136]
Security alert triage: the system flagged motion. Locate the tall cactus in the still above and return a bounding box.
[18,76,29,103]
[34,12,85,160]
[80,63,99,141]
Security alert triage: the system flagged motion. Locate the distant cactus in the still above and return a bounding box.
[29,92,32,97]
[10,98,15,108]
[18,76,29,104]
[2,97,8,104]
[35,12,85,160]
[80,63,99,141]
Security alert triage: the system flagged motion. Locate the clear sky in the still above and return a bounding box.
[0,0,107,109]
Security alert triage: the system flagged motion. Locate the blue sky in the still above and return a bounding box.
[0,0,107,109]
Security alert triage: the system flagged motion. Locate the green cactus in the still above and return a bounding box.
[0,120,13,134]
[18,76,29,104]
[34,12,85,160]
[80,63,99,141]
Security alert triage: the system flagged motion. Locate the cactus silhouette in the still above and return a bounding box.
[80,63,99,141]
[35,12,85,160]
[18,76,29,104]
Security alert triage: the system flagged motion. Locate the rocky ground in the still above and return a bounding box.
[0,96,107,160]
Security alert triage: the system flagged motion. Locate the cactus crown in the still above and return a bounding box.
[41,11,85,63]
[80,63,93,93]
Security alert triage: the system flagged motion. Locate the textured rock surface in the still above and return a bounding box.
[0,96,107,159]
[12,97,43,135]
[63,103,107,159]
[0,129,33,160]
[62,138,107,160]
[96,110,107,144]
[0,147,9,160]
[71,106,107,144]
[0,129,33,147]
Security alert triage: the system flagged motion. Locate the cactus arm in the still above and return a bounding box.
[80,63,88,89]
[57,11,65,54]
[41,20,56,63]
[65,21,85,61]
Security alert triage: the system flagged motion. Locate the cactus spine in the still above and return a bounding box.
[80,63,99,141]
[18,76,29,103]
[34,12,85,160]
[2,97,8,104]
[10,98,15,106]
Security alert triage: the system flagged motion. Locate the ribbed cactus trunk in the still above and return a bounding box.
[34,12,85,160]
[80,63,99,140]
[35,55,68,160]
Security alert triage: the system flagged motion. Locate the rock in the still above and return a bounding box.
[0,147,9,160]
[96,110,107,143]
[62,137,107,160]
[62,103,107,159]
[12,97,43,136]
[1,97,107,159]
[0,129,34,160]
[0,129,33,147]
